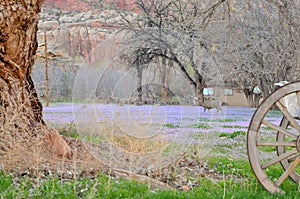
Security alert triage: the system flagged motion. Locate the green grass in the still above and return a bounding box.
[0,172,13,193]
[222,125,247,129]
[212,118,237,122]
[199,117,240,123]
[204,157,300,197]
[164,123,180,128]
[192,123,210,129]
[2,159,300,199]
[59,128,80,139]
[219,131,246,139]
[257,146,277,153]
[198,118,211,122]
[266,109,282,118]
[261,126,275,131]
[3,156,300,199]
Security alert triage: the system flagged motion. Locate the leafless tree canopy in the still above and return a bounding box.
[120,0,299,107]
[120,0,230,103]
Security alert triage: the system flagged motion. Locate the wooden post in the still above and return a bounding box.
[44,29,49,107]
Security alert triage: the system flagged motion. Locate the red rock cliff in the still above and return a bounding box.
[39,0,137,64]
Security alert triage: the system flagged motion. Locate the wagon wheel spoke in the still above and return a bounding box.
[257,141,296,147]
[261,149,298,169]
[262,120,297,139]
[276,101,300,134]
[287,154,298,162]
[275,156,300,187]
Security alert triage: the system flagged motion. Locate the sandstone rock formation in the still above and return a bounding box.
[38,0,137,64]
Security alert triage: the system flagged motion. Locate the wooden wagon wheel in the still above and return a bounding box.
[277,116,300,183]
[247,81,300,193]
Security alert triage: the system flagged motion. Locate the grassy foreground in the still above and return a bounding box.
[1,157,300,199]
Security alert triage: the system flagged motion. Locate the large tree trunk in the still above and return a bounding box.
[254,93,263,107]
[136,65,143,104]
[157,57,172,104]
[243,88,255,108]
[163,60,172,103]
[0,0,72,161]
[192,63,205,104]
[242,87,263,108]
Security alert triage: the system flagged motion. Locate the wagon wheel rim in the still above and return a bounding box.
[247,81,300,193]
[277,117,300,183]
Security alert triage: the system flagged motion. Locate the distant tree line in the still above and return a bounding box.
[118,0,299,107]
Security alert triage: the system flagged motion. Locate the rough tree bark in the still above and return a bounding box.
[0,0,72,161]
[157,57,172,104]
[136,64,143,104]
[243,88,255,108]
[242,86,263,108]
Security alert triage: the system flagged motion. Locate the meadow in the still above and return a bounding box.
[1,104,299,198]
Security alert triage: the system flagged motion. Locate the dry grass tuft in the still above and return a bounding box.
[0,94,77,172]
[100,124,167,154]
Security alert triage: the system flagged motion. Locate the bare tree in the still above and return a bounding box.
[221,0,300,106]
[0,1,71,159]
[121,48,153,104]
[120,0,227,103]
[118,0,299,108]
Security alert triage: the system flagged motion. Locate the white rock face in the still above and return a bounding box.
[60,16,75,23]
[42,21,60,30]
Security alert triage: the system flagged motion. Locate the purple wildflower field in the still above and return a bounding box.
[44,103,256,128]
[43,103,283,163]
